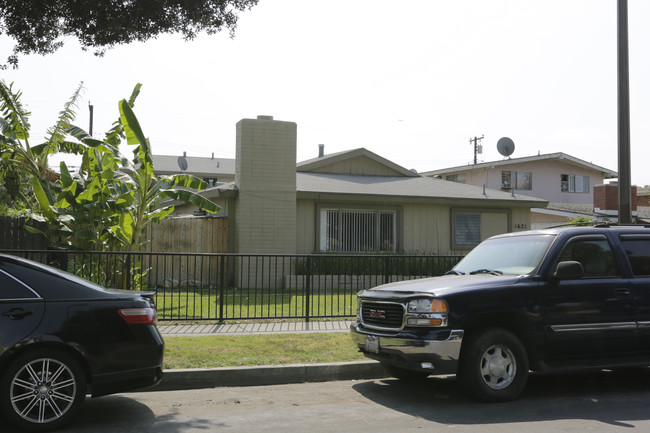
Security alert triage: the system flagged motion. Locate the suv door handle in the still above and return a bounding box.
[1,309,34,320]
[614,288,632,299]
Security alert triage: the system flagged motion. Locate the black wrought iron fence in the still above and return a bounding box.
[0,250,463,322]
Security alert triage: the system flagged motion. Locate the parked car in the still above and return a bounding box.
[351,225,650,401]
[0,254,164,431]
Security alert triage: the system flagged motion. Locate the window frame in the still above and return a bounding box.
[316,204,401,253]
[561,174,590,193]
[501,170,532,190]
[451,208,512,250]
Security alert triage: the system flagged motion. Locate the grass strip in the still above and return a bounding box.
[163,333,366,369]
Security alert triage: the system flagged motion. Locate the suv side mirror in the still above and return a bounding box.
[553,261,584,280]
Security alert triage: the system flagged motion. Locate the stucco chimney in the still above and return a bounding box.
[234,115,297,254]
[318,144,325,158]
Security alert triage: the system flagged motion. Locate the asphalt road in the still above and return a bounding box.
[5,369,650,433]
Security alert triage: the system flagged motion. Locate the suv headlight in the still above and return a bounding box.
[406,298,448,327]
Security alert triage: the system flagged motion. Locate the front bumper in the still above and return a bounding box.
[350,322,464,375]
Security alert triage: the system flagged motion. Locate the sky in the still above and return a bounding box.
[2,0,650,184]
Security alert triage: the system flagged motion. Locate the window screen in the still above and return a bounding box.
[320,209,397,252]
[454,213,481,246]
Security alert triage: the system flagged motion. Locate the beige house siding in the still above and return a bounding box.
[295,200,533,254]
[402,203,450,253]
[296,199,316,253]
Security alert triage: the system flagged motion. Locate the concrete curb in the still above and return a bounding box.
[150,361,388,391]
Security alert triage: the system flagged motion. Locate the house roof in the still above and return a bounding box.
[421,152,618,179]
[532,202,650,221]
[152,155,235,177]
[296,172,547,206]
[297,148,419,177]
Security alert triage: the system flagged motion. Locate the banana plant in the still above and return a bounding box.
[1,80,88,216]
[28,84,220,255]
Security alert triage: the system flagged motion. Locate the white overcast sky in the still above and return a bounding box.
[2,0,650,184]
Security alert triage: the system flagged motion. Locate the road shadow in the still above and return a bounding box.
[2,394,225,433]
[352,367,650,428]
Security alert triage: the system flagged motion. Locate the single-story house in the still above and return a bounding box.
[166,116,548,255]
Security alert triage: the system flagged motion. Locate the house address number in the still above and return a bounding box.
[514,223,528,230]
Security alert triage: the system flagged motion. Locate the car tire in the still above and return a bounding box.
[381,363,431,382]
[0,349,86,432]
[458,328,528,402]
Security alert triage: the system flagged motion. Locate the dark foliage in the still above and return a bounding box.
[0,0,258,68]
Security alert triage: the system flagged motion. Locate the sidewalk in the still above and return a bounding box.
[152,320,388,391]
[158,320,354,337]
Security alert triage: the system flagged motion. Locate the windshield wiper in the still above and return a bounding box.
[444,270,465,275]
[469,269,503,276]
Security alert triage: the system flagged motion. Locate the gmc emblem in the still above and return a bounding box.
[368,309,386,319]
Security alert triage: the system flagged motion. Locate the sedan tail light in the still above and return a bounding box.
[119,308,157,325]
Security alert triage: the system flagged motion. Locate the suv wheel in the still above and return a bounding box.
[458,328,528,402]
[0,349,86,432]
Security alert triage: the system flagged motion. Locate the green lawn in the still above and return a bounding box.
[163,332,366,369]
[154,289,358,321]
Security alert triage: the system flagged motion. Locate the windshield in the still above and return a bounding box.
[453,234,556,276]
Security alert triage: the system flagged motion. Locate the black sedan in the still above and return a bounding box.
[0,254,164,431]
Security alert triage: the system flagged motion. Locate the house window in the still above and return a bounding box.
[561,174,590,193]
[454,212,481,246]
[320,209,397,252]
[501,171,532,190]
[451,208,511,250]
[446,174,466,184]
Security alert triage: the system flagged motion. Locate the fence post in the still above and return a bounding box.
[305,256,311,322]
[218,255,225,324]
[384,255,390,285]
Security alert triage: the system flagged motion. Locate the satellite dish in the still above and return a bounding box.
[497,137,515,158]
[177,156,188,171]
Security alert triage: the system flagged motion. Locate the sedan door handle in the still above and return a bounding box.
[2,309,34,320]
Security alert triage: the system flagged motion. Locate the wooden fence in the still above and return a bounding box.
[143,217,229,287]
[144,217,228,254]
[0,217,49,250]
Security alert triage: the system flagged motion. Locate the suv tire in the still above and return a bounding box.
[458,328,528,402]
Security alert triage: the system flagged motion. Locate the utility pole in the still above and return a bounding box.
[617,0,632,223]
[470,135,484,165]
[88,102,94,137]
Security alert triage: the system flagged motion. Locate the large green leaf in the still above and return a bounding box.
[59,161,73,187]
[30,177,57,220]
[162,189,221,214]
[119,100,152,165]
[0,80,30,141]
[44,82,83,155]
[166,173,208,190]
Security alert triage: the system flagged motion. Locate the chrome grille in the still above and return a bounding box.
[361,301,404,329]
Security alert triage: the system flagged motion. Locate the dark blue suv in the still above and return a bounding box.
[351,225,650,401]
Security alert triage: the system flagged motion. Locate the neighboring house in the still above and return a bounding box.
[152,153,235,187]
[421,153,619,228]
[166,116,547,255]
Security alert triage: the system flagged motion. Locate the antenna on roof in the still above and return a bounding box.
[178,152,188,172]
[497,137,515,158]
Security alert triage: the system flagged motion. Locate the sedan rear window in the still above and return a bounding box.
[0,270,39,300]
